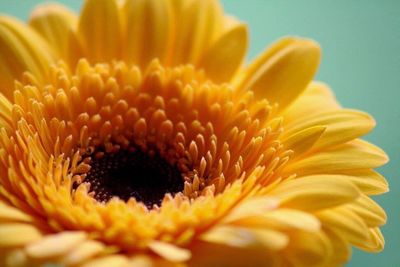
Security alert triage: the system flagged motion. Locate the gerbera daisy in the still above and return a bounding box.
[0,0,388,266]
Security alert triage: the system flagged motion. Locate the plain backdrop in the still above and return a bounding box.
[0,1,399,266]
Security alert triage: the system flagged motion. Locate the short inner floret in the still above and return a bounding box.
[80,147,184,208]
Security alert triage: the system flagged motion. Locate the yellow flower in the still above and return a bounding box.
[0,0,388,266]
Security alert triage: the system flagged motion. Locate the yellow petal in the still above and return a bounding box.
[130,255,183,267]
[233,208,321,233]
[0,202,32,222]
[269,175,360,211]
[357,227,385,252]
[283,82,340,125]
[0,223,42,247]
[171,0,223,64]
[29,3,82,67]
[81,255,130,267]
[317,206,369,245]
[199,16,248,82]
[124,0,173,67]
[0,16,55,98]
[61,240,105,266]
[129,255,154,267]
[281,126,326,157]
[284,109,375,150]
[285,230,332,267]
[284,139,389,176]
[26,231,86,259]
[148,241,191,262]
[345,194,386,227]
[324,228,351,265]
[189,240,275,267]
[78,0,121,62]
[235,37,321,110]
[201,225,289,251]
[337,169,388,195]
[0,93,13,130]
[223,196,279,223]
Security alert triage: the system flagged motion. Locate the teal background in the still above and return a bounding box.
[0,0,399,266]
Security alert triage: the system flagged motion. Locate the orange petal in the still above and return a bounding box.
[171,0,223,64]
[78,0,122,62]
[0,16,55,98]
[123,0,173,67]
[29,3,82,67]
[235,37,321,111]
[199,16,248,82]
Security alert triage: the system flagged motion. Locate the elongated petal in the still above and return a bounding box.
[324,228,351,265]
[78,0,121,62]
[284,139,388,176]
[285,231,331,267]
[189,240,275,267]
[284,109,375,150]
[235,37,320,110]
[235,209,321,232]
[201,225,288,250]
[26,232,86,258]
[336,169,388,195]
[124,0,173,67]
[223,197,278,223]
[269,175,360,211]
[345,195,386,227]
[281,126,326,157]
[357,227,384,252]
[0,223,42,247]
[81,255,130,267]
[171,0,223,64]
[283,82,340,124]
[199,16,248,82]
[148,241,191,262]
[29,3,82,67]
[317,206,369,245]
[0,16,54,98]
[61,240,105,266]
[0,202,32,222]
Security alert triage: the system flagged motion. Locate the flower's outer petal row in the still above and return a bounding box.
[284,139,388,176]
[29,3,82,68]
[61,240,106,266]
[170,0,223,65]
[281,125,326,158]
[189,239,277,267]
[283,82,341,125]
[199,16,248,83]
[0,231,112,267]
[267,176,360,212]
[148,241,191,262]
[123,0,173,68]
[25,231,87,259]
[0,16,55,99]
[0,202,33,222]
[201,225,289,250]
[334,170,388,196]
[80,255,130,267]
[78,0,122,62]
[234,37,321,111]
[283,109,376,151]
[0,223,42,247]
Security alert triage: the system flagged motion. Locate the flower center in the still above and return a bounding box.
[82,147,184,208]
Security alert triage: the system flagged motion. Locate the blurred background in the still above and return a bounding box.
[0,0,399,266]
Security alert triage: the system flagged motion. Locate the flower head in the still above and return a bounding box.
[0,0,388,266]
